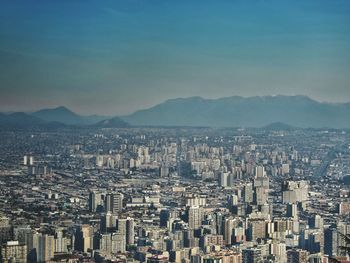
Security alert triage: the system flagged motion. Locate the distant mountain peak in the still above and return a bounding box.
[53,106,73,112]
[35,106,77,115]
[94,116,130,128]
[262,122,294,130]
[31,106,110,125]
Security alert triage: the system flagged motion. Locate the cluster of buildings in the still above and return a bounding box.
[0,127,350,262]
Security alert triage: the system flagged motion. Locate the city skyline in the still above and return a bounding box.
[1,2,350,263]
[1,0,350,115]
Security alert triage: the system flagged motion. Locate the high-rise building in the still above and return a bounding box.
[201,235,224,248]
[159,165,170,177]
[126,218,135,245]
[252,169,269,206]
[96,155,104,167]
[282,181,309,204]
[228,194,238,207]
[213,212,224,236]
[287,249,308,263]
[282,164,290,175]
[100,212,117,233]
[242,248,263,263]
[223,218,235,246]
[160,209,170,228]
[32,233,55,263]
[117,217,134,247]
[219,172,228,187]
[13,225,32,252]
[255,166,265,178]
[186,195,206,207]
[29,156,34,166]
[74,225,93,253]
[243,183,254,204]
[269,242,287,263]
[187,206,203,230]
[324,227,337,258]
[88,191,104,212]
[106,193,123,213]
[254,175,269,189]
[1,241,27,263]
[233,226,245,243]
[286,203,298,219]
[247,219,266,241]
[99,233,112,257]
[227,173,235,187]
[0,216,12,245]
[337,221,349,256]
[104,192,124,213]
[308,214,323,230]
[111,233,126,253]
[254,186,268,206]
[105,193,113,213]
[308,231,324,254]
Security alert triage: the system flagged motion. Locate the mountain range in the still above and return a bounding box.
[1,95,350,129]
[0,107,126,129]
[122,95,350,129]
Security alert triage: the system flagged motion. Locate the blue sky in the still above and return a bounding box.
[0,0,349,115]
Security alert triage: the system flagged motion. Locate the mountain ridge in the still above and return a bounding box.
[122,95,350,128]
[31,106,110,125]
[1,95,350,129]
[0,108,129,130]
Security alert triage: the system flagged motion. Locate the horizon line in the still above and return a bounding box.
[1,94,349,117]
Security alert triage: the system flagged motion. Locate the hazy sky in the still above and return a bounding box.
[0,0,350,115]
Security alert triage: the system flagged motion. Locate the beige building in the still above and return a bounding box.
[1,241,27,263]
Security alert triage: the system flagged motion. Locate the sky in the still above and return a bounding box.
[0,0,350,115]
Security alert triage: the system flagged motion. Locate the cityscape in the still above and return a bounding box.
[1,1,350,263]
[0,125,350,262]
